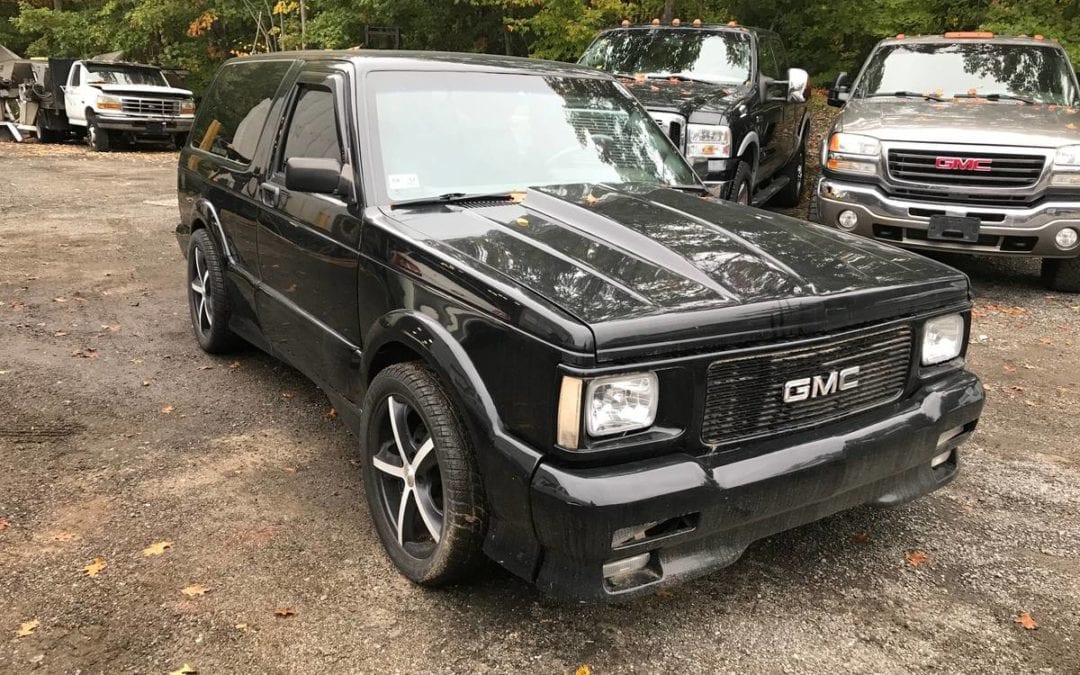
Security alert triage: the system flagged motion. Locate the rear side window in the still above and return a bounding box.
[280,86,343,168]
[190,60,292,164]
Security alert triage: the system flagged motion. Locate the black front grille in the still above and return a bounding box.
[888,149,1045,188]
[701,325,913,446]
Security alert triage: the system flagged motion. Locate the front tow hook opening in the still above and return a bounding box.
[602,551,661,593]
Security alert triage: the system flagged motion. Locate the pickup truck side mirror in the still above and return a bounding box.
[827,72,851,107]
[285,157,347,196]
[787,68,810,102]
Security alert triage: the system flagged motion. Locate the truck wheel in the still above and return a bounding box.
[1041,257,1080,293]
[361,362,487,587]
[173,133,189,150]
[772,145,806,208]
[37,128,62,143]
[808,190,822,223]
[726,161,753,206]
[86,115,111,152]
[186,229,239,353]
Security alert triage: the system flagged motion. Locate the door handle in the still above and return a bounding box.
[259,183,281,207]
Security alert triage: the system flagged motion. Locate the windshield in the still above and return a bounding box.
[579,29,752,85]
[368,71,699,203]
[854,42,1079,105]
[86,64,168,87]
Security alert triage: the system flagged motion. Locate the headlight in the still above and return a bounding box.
[586,372,658,437]
[686,124,731,159]
[1054,144,1080,168]
[829,133,881,156]
[180,98,196,115]
[825,133,880,175]
[97,94,122,111]
[922,314,965,366]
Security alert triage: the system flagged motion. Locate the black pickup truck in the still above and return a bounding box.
[176,50,983,602]
[580,20,810,207]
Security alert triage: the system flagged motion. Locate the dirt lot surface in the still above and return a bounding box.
[2,122,1079,674]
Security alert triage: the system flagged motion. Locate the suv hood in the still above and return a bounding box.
[90,83,193,98]
[621,77,740,117]
[841,98,1080,148]
[385,185,969,361]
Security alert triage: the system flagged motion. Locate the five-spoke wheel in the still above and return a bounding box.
[186,228,238,353]
[361,362,486,586]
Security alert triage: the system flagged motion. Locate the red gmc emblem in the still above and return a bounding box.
[935,156,993,172]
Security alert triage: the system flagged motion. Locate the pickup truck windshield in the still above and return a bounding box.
[579,29,752,85]
[854,42,1079,105]
[86,64,169,87]
[368,71,699,203]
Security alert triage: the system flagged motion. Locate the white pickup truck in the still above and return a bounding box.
[63,59,196,151]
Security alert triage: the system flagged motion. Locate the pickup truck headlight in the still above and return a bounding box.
[921,314,965,366]
[686,124,731,159]
[1051,145,1080,186]
[97,94,122,111]
[180,98,196,115]
[586,372,659,436]
[826,132,880,175]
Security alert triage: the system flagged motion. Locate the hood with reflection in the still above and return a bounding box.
[384,184,963,325]
[620,76,740,117]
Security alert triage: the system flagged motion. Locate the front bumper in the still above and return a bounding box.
[94,114,193,135]
[816,178,1080,258]
[529,369,983,602]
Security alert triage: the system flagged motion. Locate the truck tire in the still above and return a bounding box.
[86,114,111,152]
[37,127,62,143]
[726,161,753,206]
[361,362,487,586]
[186,228,240,353]
[1041,257,1080,293]
[808,190,822,223]
[772,144,806,208]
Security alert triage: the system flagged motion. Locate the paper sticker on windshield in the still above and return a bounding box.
[388,173,420,191]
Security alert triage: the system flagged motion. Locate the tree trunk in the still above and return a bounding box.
[661,0,675,22]
[53,0,63,10]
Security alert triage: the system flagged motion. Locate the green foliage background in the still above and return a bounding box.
[2,0,1078,94]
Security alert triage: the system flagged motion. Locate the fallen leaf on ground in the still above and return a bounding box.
[16,619,40,637]
[168,665,198,675]
[274,607,296,618]
[53,331,68,337]
[83,558,107,577]
[142,380,152,387]
[197,365,213,371]
[160,405,175,415]
[575,665,592,675]
[281,391,295,400]
[1003,365,1017,374]
[50,531,78,542]
[655,587,674,598]
[0,518,9,530]
[142,541,174,556]
[181,584,210,597]
[228,361,241,369]
[1039,337,1053,345]
[852,531,871,545]
[905,550,930,567]
[234,623,249,631]
[102,324,121,332]
[324,407,337,420]
[1014,611,1038,630]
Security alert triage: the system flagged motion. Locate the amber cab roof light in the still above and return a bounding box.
[943,31,994,39]
[727,20,739,27]
[621,19,630,27]
[651,18,660,26]
[693,18,703,27]
[672,18,681,26]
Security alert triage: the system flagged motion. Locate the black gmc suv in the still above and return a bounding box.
[580,20,810,207]
[176,51,984,602]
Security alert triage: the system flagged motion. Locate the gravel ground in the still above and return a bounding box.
[1,109,1079,673]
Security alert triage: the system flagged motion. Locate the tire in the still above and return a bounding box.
[361,362,487,586]
[173,133,189,150]
[186,228,239,353]
[807,189,822,223]
[725,161,753,206]
[772,144,807,208]
[1041,257,1080,293]
[37,127,62,143]
[86,113,111,152]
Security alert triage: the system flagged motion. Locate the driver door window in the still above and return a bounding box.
[279,86,344,171]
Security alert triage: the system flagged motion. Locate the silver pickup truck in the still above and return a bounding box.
[811,33,1080,292]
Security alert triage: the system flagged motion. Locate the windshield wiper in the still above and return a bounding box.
[867,91,947,102]
[953,92,1037,105]
[389,192,521,209]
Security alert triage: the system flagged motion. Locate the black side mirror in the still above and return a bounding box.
[827,71,851,108]
[285,157,345,195]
